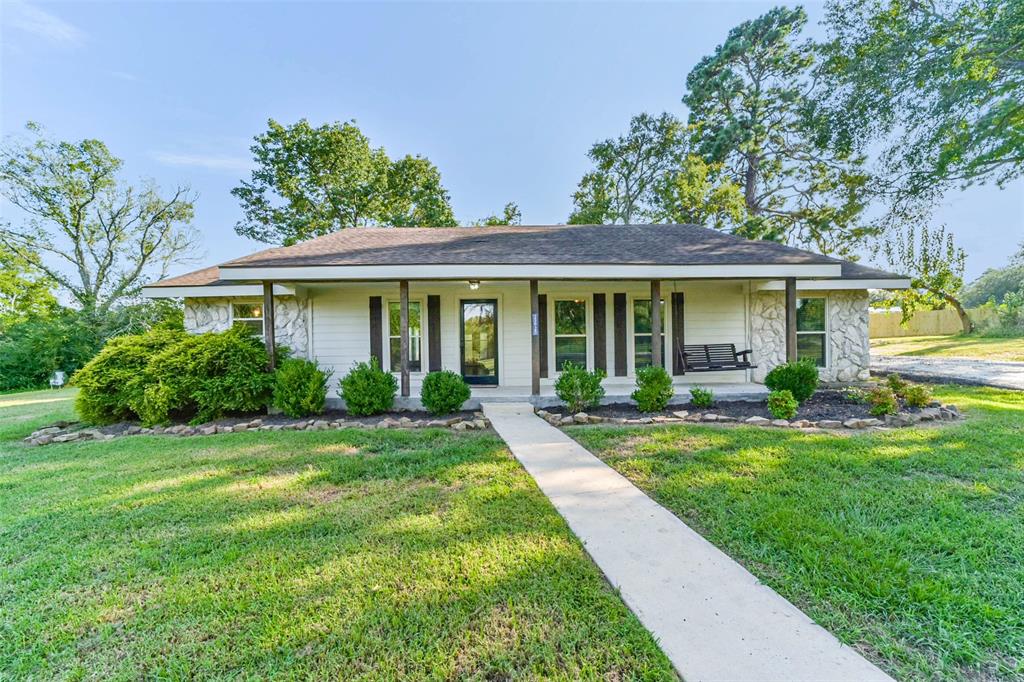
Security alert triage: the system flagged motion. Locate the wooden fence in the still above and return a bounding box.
[869,307,998,338]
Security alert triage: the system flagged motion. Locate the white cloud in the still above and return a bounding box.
[152,152,252,173]
[5,1,86,46]
[109,70,138,82]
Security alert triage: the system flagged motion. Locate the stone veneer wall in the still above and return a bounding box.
[183,297,309,358]
[749,290,870,383]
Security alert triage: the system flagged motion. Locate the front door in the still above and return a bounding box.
[461,300,498,385]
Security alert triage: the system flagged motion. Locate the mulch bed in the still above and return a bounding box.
[578,389,927,423]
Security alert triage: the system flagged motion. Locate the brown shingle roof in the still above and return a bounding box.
[219,224,839,269]
[147,266,222,287]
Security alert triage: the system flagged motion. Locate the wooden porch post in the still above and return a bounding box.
[785,277,798,363]
[530,279,540,396]
[399,280,410,397]
[263,281,276,370]
[650,280,662,368]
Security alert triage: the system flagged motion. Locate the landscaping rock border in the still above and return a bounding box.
[536,403,961,432]
[24,412,493,447]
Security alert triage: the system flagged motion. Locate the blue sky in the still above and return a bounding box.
[3,0,1021,282]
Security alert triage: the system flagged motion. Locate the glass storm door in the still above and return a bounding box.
[461,300,498,385]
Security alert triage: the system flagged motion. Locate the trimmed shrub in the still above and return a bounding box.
[136,326,275,424]
[339,357,397,416]
[886,372,909,397]
[902,383,932,408]
[868,386,898,416]
[764,360,819,403]
[842,386,870,404]
[689,385,714,409]
[420,370,471,415]
[273,358,332,418]
[73,328,186,424]
[632,365,674,412]
[554,362,606,414]
[767,389,798,420]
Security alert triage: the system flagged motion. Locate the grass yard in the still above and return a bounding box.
[871,334,1024,362]
[570,385,1024,681]
[0,389,675,680]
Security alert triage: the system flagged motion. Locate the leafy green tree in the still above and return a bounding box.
[232,119,456,245]
[961,243,1024,307]
[0,123,197,316]
[475,202,522,226]
[650,156,746,229]
[818,0,1024,198]
[0,243,57,331]
[879,225,973,333]
[684,7,876,257]
[568,113,687,224]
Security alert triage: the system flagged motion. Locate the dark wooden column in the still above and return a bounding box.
[530,279,540,396]
[785,277,798,363]
[650,280,662,368]
[263,281,276,370]
[399,280,410,397]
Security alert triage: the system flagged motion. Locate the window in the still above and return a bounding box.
[554,299,587,370]
[232,303,264,338]
[796,297,827,367]
[388,301,422,372]
[633,299,665,369]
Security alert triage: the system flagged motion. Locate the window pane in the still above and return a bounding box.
[634,335,665,369]
[797,333,826,367]
[633,300,652,334]
[554,300,586,335]
[234,319,263,336]
[796,298,825,332]
[555,337,587,370]
[390,337,402,370]
[232,303,262,319]
[388,301,422,371]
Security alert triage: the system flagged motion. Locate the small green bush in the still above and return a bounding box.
[74,328,185,424]
[340,357,397,416]
[631,366,674,412]
[767,389,798,420]
[554,362,606,413]
[886,372,909,397]
[868,386,898,416]
[420,370,471,415]
[842,386,869,404]
[273,358,332,418]
[764,360,819,403]
[689,385,714,409]
[902,383,932,408]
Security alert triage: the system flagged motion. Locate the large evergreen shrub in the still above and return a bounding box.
[764,360,819,403]
[420,370,471,415]
[632,366,674,412]
[339,358,397,416]
[273,358,332,418]
[554,362,606,413]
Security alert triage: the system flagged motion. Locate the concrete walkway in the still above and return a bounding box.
[871,354,1024,391]
[482,402,892,682]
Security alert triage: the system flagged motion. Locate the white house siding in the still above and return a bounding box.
[183,296,309,358]
[306,280,751,396]
[749,289,870,383]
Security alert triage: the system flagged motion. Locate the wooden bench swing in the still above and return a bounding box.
[679,343,756,373]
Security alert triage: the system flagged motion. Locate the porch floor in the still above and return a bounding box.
[390,382,768,411]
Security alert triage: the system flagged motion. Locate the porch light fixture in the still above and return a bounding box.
[468,280,480,290]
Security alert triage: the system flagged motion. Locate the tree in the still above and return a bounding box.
[0,123,197,317]
[475,202,522,226]
[879,225,973,333]
[568,113,687,224]
[818,0,1024,199]
[684,7,877,257]
[650,156,747,229]
[0,243,57,331]
[232,119,456,245]
[961,243,1024,307]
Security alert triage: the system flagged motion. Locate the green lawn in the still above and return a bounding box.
[0,390,675,680]
[871,334,1024,361]
[570,385,1024,681]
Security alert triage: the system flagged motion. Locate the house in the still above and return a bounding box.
[142,224,910,408]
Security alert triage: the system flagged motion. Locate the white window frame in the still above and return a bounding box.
[628,296,668,375]
[230,300,264,340]
[796,295,829,368]
[550,297,590,373]
[386,298,425,375]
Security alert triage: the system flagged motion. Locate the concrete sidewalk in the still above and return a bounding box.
[482,402,892,682]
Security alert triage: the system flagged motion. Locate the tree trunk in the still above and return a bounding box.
[744,153,759,214]
[940,292,973,334]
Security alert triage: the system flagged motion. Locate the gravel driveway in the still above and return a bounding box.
[870,354,1024,391]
